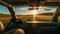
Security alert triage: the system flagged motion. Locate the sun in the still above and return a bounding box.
[33,10,37,15]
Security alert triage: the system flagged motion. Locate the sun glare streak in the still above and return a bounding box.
[33,8,38,21]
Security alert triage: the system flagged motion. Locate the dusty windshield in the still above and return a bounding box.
[14,5,58,22]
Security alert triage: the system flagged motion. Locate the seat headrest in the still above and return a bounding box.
[0,21,4,32]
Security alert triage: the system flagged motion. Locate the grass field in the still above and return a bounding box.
[0,14,60,25]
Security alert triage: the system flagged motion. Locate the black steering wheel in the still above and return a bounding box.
[4,18,28,32]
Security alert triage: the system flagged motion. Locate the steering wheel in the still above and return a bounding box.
[4,18,28,32]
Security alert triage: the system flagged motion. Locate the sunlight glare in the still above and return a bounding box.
[33,10,37,15]
[33,9,38,21]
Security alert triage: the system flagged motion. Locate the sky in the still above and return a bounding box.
[0,4,58,15]
[14,5,58,15]
[0,5,10,14]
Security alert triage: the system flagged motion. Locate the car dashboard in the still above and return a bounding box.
[23,21,59,34]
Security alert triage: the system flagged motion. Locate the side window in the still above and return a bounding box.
[0,4,11,25]
[57,7,60,23]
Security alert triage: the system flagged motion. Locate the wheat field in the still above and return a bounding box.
[0,15,60,25]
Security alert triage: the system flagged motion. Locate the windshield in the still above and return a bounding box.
[0,0,59,24]
[14,5,58,22]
